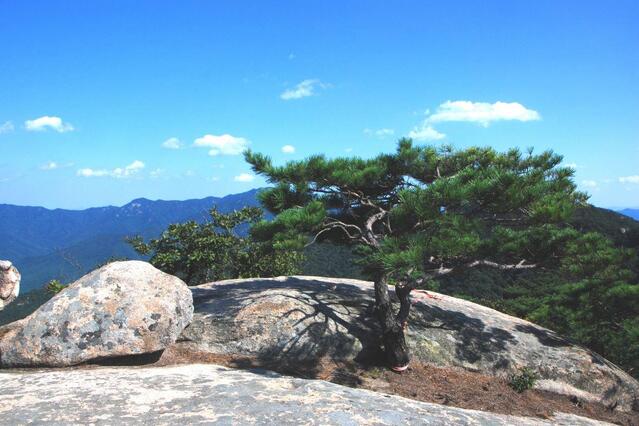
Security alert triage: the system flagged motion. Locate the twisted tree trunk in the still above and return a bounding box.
[373,274,410,370]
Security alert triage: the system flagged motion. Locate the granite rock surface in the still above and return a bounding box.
[0,364,611,425]
[177,276,639,412]
[0,261,193,367]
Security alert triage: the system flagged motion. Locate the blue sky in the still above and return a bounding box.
[1,1,638,209]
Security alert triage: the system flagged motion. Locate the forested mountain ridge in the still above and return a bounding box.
[0,189,261,292]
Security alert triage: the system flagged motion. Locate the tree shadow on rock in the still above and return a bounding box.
[410,304,516,369]
[186,278,386,385]
[513,324,571,348]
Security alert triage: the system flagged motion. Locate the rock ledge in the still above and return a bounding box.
[0,364,610,425]
[179,275,639,412]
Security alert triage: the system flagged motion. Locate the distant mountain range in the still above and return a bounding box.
[619,209,639,221]
[0,189,261,293]
[1,188,637,294]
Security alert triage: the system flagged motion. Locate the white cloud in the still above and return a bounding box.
[162,137,182,149]
[77,168,110,177]
[364,128,395,138]
[426,101,540,127]
[280,79,328,100]
[408,124,446,141]
[0,121,14,134]
[41,161,73,170]
[281,145,295,154]
[581,179,598,188]
[41,161,59,170]
[193,134,249,156]
[149,168,164,178]
[77,160,145,178]
[619,175,639,184]
[25,116,74,133]
[234,173,255,182]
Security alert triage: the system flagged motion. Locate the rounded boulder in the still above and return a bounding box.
[0,261,193,367]
[0,260,20,310]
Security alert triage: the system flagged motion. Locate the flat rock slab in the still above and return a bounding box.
[180,276,639,412]
[0,364,610,425]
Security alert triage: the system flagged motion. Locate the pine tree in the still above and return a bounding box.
[533,232,639,377]
[245,138,586,369]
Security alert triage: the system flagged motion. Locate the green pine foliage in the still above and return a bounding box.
[532,232,639,377]
[246,140,587,279]
[128,206,302,285]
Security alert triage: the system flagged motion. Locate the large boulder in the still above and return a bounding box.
[0,261,193,367]
[0,364,609,425]
[176,276,639,412]
[0,260,20,310]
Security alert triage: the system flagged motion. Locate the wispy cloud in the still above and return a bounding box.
[426,101,540,127]
[162,137,183,149]
[407,124,446,141]
[364,128,395,138]
[234,173,255,182]
[25,116,74,133]
[281,144,295,154]
[77,160,145,178]
[41,161,59,170]
[149,168,164,178]
[280,79,329,100]
[619,175,639,184]
[0,121,14,134]
[40,161,73,170]
[193,134,249,156]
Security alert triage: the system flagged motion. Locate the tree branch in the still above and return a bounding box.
[305,219,366,247]
[466,259,537,270]
[416,259,537,282]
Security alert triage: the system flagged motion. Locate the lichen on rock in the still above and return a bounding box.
[0,261,193,367]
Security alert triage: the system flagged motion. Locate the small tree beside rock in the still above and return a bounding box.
[128,206,302,285]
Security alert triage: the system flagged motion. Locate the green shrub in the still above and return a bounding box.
[45,279,67,295]
[509,367,538,393]
[128,206,302,285]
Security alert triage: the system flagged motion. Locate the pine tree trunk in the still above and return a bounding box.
[373,275,410,369]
